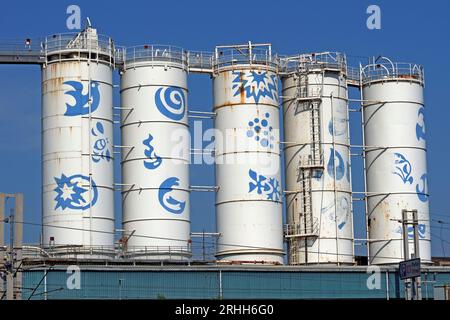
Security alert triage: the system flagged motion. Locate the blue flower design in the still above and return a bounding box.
[393,153,413,184]
[54,174,98,210]
[248,169,281,201]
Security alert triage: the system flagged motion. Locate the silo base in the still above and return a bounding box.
[42,245,116,260]
[123,248,191,262]
[216,250,284,265]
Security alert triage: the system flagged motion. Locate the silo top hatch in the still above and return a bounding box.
[43,27,115,65]
[361,56,424,86]
[213,42,278,73]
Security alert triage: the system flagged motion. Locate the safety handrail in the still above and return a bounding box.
[121,44,187,66]
[187,50,214,70]
[284,217,319,236]
[279,52,347,74]
[360,60,424,85]
[43,31,115,57]
[213,43,277,70]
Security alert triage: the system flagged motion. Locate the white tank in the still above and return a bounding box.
[281,52,354,265]
[120,45,191,260]
[41,28,115,257]
[213,43,284,264]
[361,58,431,265]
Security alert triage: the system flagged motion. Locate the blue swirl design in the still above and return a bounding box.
[320,195,350,230]
[328,118,347,136]
[395,224,426,239]
[416,173,428,202]
[63,81,100,116]
[346,162,351,182]
[155,86,186,121]
[409,224,427,239]
[143,134,162,170]
[337,196,350,230]
[54,174,98,210]
[158,177,186,214]
[416,107,426,142]
[393,153,413,184]
[91,122,111,163]
[327,148,345,180]
[232,71,278,104]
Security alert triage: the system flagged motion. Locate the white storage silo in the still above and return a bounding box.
[41,27,115,257]
[281,52,354,265]
[213,43,284,264]
[120,45,191,260]
[361,57,431,265]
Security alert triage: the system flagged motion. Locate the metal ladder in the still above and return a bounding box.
[310,99,322,166]
[286,69,323,264]
[300,168,312,227]
[297,69,323,227]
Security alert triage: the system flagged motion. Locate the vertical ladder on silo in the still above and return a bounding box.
[310,99,322,166]
[300,168,313,232]
[296,70,323,235]
[286,68,323,265]
[296,70,323,167]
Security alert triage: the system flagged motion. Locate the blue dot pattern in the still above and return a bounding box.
[247,112,275,149]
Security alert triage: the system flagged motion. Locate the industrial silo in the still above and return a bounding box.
[120,45,191,260]
[213,43,284,264]
[361,57,431,265]
[41,27,115,257]
[281,52,354,265]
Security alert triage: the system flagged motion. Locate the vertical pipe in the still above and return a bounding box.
[413,209,422,300]
[13,194,23,300]
[385,270,390,300]
[402,209,410,300]
[0,194,5,251]
[359,63,370,264]
[43,269,47,300]
[9,209,14,272]
[202,230,205,261]
[0,194,4,296]
[413,210,420,258]
[14,194,23,246]
[402,209,410,260]
[7,207,14,300]
[40,63,44,248]
[219,270,223,299]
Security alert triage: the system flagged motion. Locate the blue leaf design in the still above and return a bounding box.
[96,122,104,134]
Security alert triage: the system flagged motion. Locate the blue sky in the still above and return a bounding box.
[0,0,449,258]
